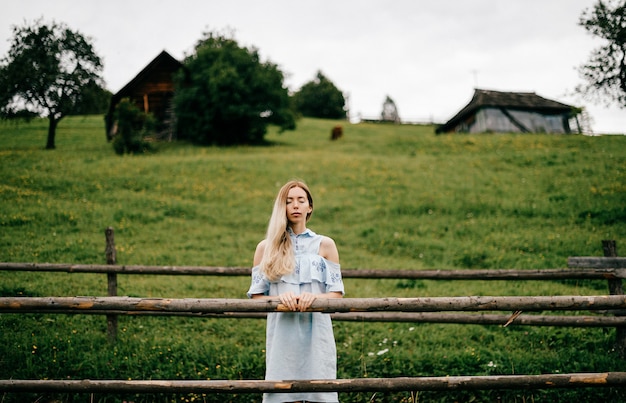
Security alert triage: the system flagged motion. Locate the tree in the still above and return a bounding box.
[381,95,401,123]
[173,30,295,145]
[292,71,346,119]
[576,0,626,107]
[69,81,112,116]
[0,19,103,149]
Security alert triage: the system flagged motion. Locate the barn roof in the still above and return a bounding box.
[110,50,183,104]
[436,89,575,133]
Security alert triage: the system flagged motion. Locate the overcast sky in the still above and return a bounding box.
[1,0,624,134]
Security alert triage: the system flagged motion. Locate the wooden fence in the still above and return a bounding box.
[1,235,625,341]
[1,233,626,397]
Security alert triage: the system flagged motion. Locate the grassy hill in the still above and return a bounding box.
[1,116,625,402]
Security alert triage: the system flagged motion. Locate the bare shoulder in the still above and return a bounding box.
[320,235,336,248]
[253,239,267,266]
[256,239,267,251]
[319,235,339,263]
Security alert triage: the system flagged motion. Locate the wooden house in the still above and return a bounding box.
[105,50,184,141]
[436,89,581,134]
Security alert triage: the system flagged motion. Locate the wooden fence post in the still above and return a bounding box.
[105,227,118,342]
[603,240,625,356]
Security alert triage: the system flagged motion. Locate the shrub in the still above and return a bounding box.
[112,99,154,155]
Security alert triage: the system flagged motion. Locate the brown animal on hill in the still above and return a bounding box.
[331,125,343,140]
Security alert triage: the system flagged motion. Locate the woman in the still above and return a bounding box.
[247,180,344,403]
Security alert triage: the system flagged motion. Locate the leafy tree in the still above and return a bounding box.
[381,95,401,123]
[292,71,346,119]
[69,81,112,116]
[576,0,626,107]
[0,19,103,149]
[173,30,295,145]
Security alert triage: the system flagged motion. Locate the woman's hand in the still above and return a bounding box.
[279,292,317,312]
[278,291,299,311]
[296,292,316,312]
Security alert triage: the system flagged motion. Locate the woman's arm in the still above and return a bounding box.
[319,236,339,263]
[253,239,266,266]
[250,240,268,300]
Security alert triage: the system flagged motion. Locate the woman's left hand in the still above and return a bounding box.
[296,292,317,312]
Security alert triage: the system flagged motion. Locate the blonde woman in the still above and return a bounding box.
[247,180,344,403]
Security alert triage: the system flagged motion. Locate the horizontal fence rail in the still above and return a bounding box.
[2,373,626,394]
[6,309,623,327]
[2,295,626,314]
[2,261,626,279]
[568,257,626,269]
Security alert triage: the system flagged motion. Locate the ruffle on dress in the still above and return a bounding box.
[282,255,343,293]
[247,256,343,297]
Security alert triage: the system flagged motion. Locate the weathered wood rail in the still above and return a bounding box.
[3,309,624,327]
[2,261,625,279]
[2,373,626,394]
[3,295,626,314]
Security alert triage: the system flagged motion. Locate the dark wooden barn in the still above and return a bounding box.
[436,89,581,134]
[105,50,184,141]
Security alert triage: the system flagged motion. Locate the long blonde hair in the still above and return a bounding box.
[260,180,314,281]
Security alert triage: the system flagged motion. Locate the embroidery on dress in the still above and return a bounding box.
[312,259,325,273]
[252,271,264,285]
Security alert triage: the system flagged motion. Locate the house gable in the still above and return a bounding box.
[105,50,185,140]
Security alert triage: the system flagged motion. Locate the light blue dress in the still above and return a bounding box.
[247,228,345,403]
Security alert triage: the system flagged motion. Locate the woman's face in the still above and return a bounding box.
[285,186,312,225]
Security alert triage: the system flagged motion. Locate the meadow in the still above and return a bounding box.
[1,115,625,402]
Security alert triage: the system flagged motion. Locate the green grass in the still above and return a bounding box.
[1,116,626,402]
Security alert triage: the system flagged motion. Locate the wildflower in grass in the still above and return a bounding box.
[377,348,389,356]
